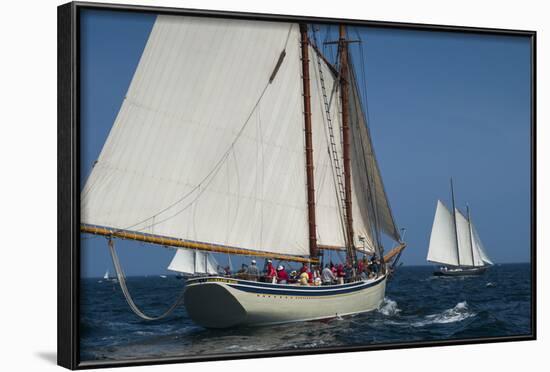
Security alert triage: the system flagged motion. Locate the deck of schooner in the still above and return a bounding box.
[81,15,406,327]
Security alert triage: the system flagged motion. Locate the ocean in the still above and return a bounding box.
[80,263,532,362]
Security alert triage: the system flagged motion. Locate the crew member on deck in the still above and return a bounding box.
[265,259,277,283]
[299,271,309,286]
[344,263,353,282]
[246,259,260,281]
[276,265,288,284]
[322,264,336,285]
[336,264,345,285]
[300,262,313,283]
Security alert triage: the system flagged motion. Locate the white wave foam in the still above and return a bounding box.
[378,297,401,316]
[412,301,475,327]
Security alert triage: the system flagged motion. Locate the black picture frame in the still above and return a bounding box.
[58,1,537,369]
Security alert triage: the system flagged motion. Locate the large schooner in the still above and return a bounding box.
[427,179,493,277]
[81,15,406,328]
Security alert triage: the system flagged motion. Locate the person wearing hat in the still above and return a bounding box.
[276,265,288,284]
[322,263,336,285]
[265,259,277,283]
[245,259,260,281]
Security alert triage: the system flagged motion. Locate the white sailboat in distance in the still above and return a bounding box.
[427,179,493,276]
[102,269,118,283]
[81,16,406,328]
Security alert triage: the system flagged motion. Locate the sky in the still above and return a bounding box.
[80,9,531,278]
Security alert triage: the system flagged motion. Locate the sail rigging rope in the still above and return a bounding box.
[107,238,186,321]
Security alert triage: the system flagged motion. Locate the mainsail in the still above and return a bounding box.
[427,200,459,266]
[82,16,310,258]
[81,15,400,263]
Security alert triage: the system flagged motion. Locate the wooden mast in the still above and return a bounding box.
[299,24,318,259]
[339,25,356,268]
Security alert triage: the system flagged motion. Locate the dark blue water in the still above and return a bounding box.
[80,263,531,362]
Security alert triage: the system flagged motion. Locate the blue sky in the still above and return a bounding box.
[80,10,531,277]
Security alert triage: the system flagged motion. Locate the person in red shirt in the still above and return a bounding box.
[336,264,345,285]
[265,259,277,283]
[276,265,289,284]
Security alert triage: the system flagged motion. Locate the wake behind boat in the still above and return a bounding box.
[427,179,493,277]
[80,17,406,328]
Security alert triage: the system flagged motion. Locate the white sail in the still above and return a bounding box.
[348,69,401,245]
[427,200,459,266]
[167,248,219,275]
[471,221,493,265]
[454,209,475,266]
[81,16,311,257]
[309,46,385,252]
[103,270,109,280]
[309,47,355,250]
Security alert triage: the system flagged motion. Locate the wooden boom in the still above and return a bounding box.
[383,243,407,263]
[81,224,320,264]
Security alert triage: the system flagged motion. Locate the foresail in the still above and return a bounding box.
[81,16,310,257]
[471,221,493,265]
[427,200,459,266]
[348,67,401,244]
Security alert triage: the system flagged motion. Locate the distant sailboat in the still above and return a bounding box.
[167,248,219,278]
[81,16,406,327]
[102,269,118,282]
[427,179,493,276]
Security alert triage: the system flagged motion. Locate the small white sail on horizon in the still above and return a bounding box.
[167,248,219,276]
[103,270,110,280]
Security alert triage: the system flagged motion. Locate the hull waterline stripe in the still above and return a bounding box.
[226,279,382,296]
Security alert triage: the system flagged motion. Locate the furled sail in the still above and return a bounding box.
[167,248,218,275]
[427,200,459,266]
[348,66,402,245]
[81,16,312,257]
[454,209,475,266]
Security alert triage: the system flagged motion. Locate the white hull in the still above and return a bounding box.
[184,276,386,328]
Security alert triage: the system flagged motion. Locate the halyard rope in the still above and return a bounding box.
[108,238,186,321]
